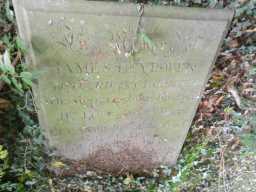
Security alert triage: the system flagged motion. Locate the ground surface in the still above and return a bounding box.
[0,0,256,192]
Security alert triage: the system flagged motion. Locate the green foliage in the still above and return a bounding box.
[0,2,49,191]
[233,0,256,17]
[167,138,217,191]
[3,0,14,23]
[241,133,256,151]
[0,1,32,95]
[0,0,255,191]
[0,98,50,192]
[0,145,8,180]
[239,113,256,152]
[15,38,27,54]
[0,48,33,94]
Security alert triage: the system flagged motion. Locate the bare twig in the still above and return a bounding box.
[217,128,230,192]
[244,28,256,33]
[132,3,145,52]
[11,51,22,67]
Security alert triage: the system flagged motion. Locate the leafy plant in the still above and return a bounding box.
[0,0,255,191]
[0,50,33,93]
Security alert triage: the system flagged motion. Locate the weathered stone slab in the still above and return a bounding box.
[13,0,233,173]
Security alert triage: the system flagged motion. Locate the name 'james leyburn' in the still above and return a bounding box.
[56,59,195,75]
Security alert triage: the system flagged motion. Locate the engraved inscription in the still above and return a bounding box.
[13,0,233,172]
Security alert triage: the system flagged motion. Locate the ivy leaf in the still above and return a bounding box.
[0,145,8,160]
[4,0,14,22]
[123,176,133,185]
[0,75,11,85]
[51,161,66,168]
[16,38,27,53]
[20,72,33,86]
[140,32,156,49]
[11,77,23,93]
[1,34,12,48]
[20,72,32,79]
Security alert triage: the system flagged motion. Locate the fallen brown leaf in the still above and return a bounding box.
[245,28,256,33]
[215,95,224,107]
[239,0,249,4]
[242,87,256,101]
[227,136,241,150]
[227,39,240,49]
[227,85,241,109]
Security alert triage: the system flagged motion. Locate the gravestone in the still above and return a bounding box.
[13,0,233,173]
